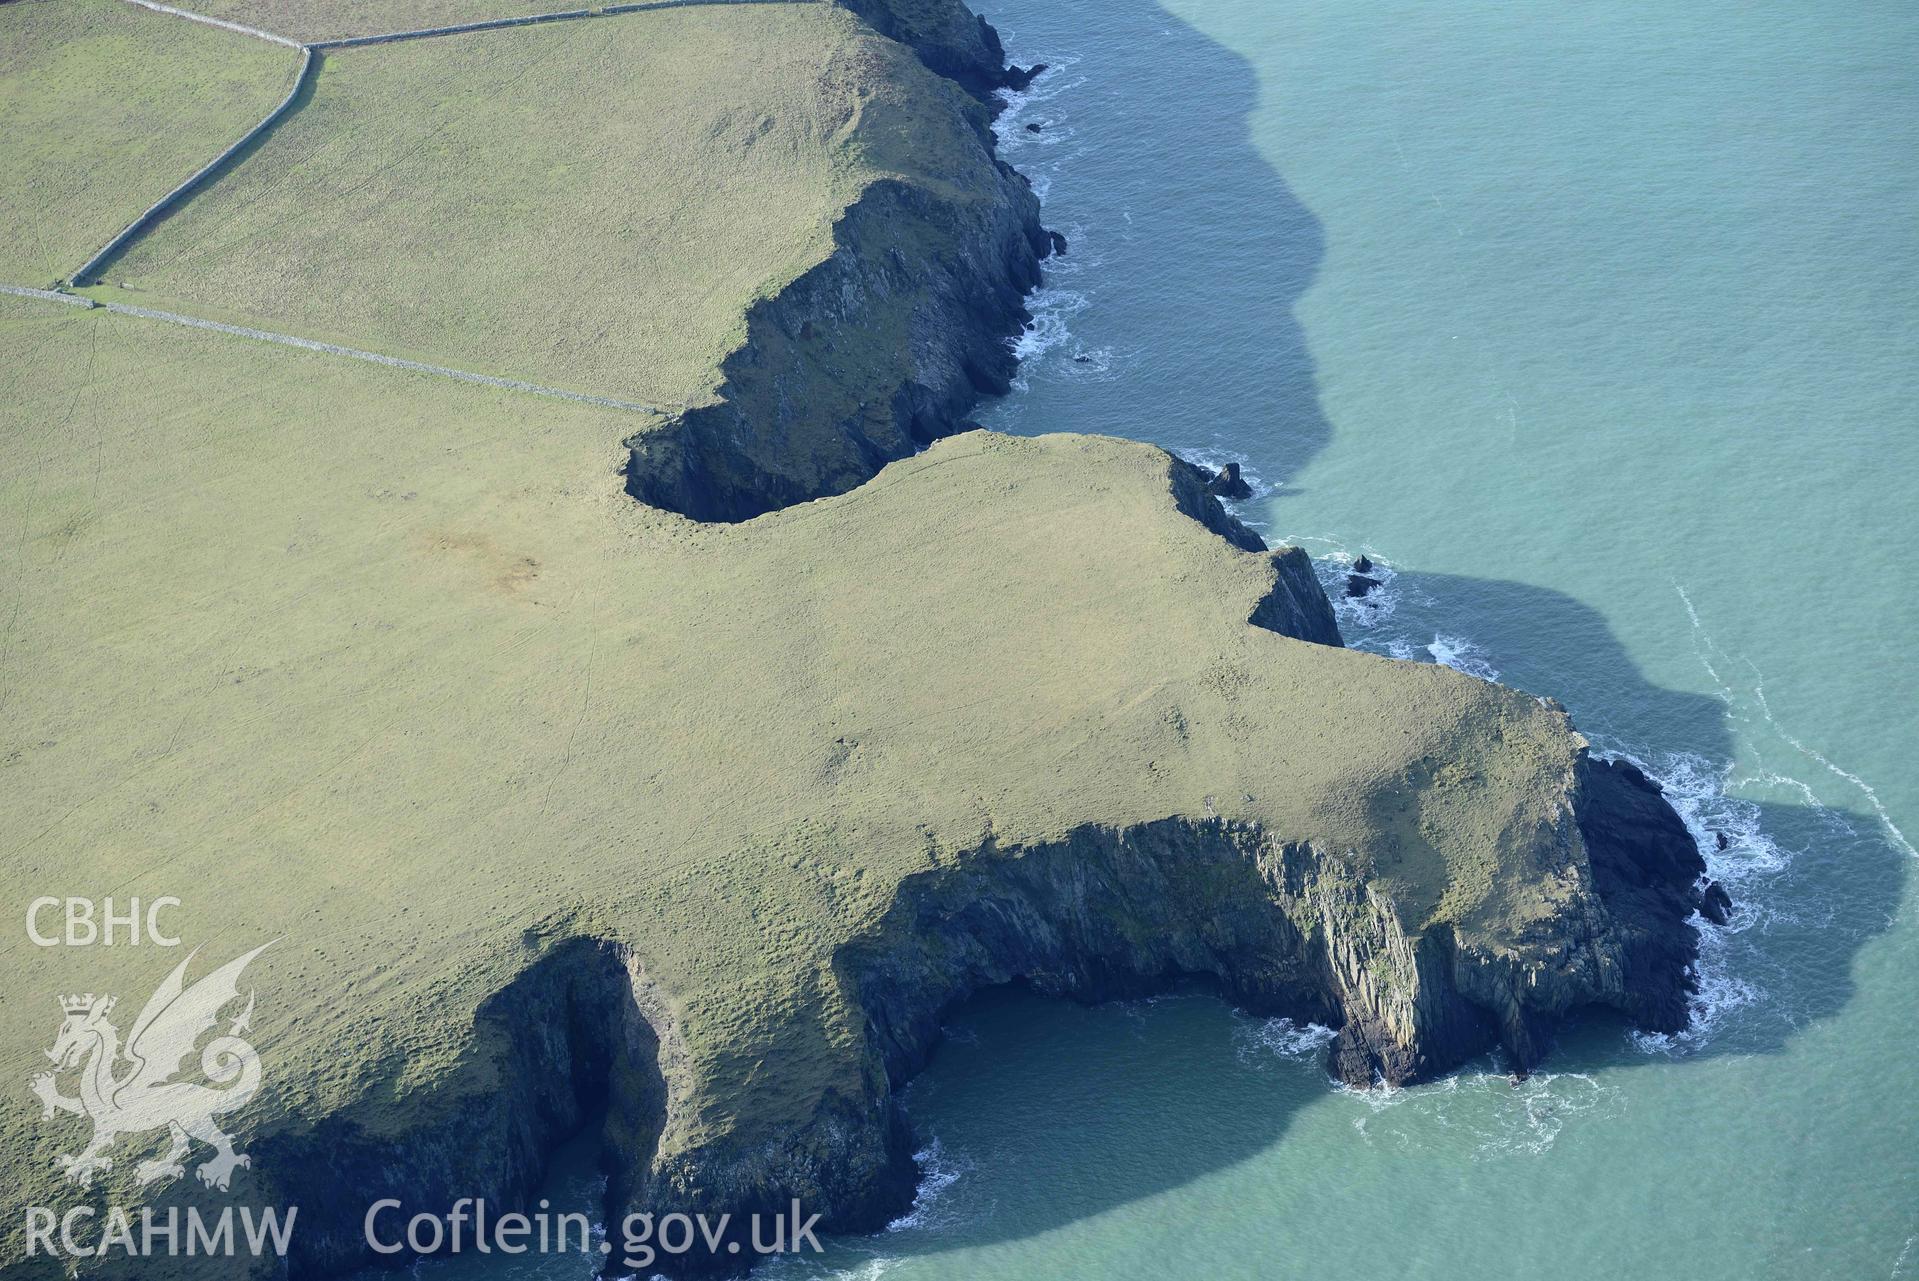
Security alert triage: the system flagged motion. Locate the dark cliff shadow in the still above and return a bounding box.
[762,571,1908,1277]
[781,0,1909,1262]
[788,568,1906,1275]
[344,0,1901,1273]
[1357,568,1911,1074]
[974,0,1331,489]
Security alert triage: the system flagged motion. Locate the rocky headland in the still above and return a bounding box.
[0,2,1721,1278]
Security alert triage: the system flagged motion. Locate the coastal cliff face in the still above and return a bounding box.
[624,171,1050,522]
[247,745,1710,1281]
[621,1,1052,523]
[836,0,1025,97]
[0,3,1722,1279]
[614,770,1711,1276]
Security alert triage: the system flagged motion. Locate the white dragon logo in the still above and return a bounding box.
[29,942,271,1192]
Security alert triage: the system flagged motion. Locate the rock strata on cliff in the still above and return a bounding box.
[0,1,1717,1277]
[623,171,1051,521]
[2,288,1716,1272]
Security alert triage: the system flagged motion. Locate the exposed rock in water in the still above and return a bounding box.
[38,2,1720,1273]
[1025,121,1043,133]
[1353,554,1374,574]
[1048,228,1069,256]
[833,0,1033,99]
[1204,459,1254,500]
[241,749,1715,1279]
[1700,879,1734,926]
[1004,61,1049,91]
[1346,572,1383,598]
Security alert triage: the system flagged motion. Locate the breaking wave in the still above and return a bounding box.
[1285,543,1809,1059]
[1232,1015,1337,1064]
[885,1138,971,1233]
[1337,1068,1622,1159]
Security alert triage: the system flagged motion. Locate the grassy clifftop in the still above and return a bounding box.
[87,1,1047,517]
[1,292,1691,1273]
[189,0,1008,80]
[0,1,1705,1275]
[96,3,987,408]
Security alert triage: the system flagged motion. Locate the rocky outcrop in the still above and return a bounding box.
[611,776,1710,1275]
[623,173,1051,522]
[230,748,1711,1281]
[619,0,1061,524]
[834,0,1024,98]
[1204,459,1254,499]
[1576,753,1722,1029]
[1166,458,1344,646]
[14,4,1719,1276]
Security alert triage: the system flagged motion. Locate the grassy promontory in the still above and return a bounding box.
[3,295,1702,1275]
[0,1,1708,1276]
[90,0,1051,518]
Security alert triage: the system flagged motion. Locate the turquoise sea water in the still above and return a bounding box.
[409,2,1919,1278]
[855,1,1917,1277]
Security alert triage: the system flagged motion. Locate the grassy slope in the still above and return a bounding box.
[0,0,298,287]
[190,0,990,55]
[0,294,1583,1222]
[192,0,603,42]
[97,2,989,407]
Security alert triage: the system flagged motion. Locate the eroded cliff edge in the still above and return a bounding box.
[0,3,1723,1278]
[233,424,1718,1279]
[623,1,1054,522]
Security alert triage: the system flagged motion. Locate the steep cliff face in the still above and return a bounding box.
[617,0,1056,524]
[251,940,650,1278]
[612,774,1712,1276]
[214,754,1708,1281]
[835,0,1024,97]
[1166,456,1347,647]
[1575,753,1714,1029]
[0,3,1723,1277]
[625,173,1050,522]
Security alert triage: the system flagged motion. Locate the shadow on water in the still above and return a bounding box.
[364,0,1909,1272]
[786,0,1913,1268]
[776,572,1910,1274]
[1348,567,1911,1069]
[977,0,1331,487]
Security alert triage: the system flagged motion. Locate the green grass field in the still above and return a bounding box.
[192,0,661,43]
[0,0,300,288]
[0,2,1624,1268]
[95,2,990,407]
[188,0,986,52]
[1,290,1583,1231]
